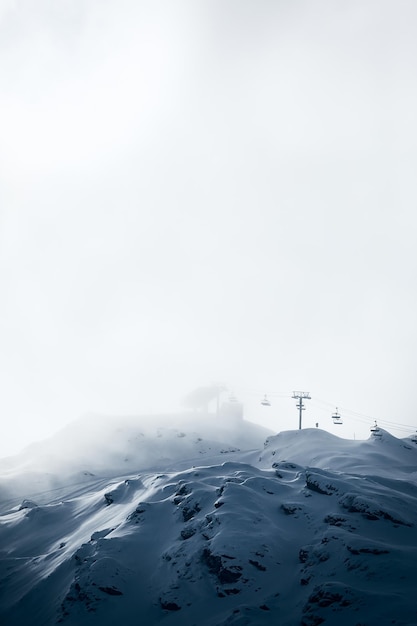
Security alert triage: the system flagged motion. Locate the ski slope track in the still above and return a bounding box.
[1,414,417,626]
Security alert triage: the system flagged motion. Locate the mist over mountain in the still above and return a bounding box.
[1,413,417,626]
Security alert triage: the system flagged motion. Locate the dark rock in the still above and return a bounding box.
[281,503,299,515]
[305,474,336,495]
[19,499,38,510]
[324,514,346,526]
[347,545,389,555]
[160,599,181,611]
[299,549,309,563]
[202,548,242,584]
[127,506,146,523]
[221,554,236,560]
[307,588,351,608]
[98,586,123,596]
[182,502,201,522]
[175,483,190,497]
[104,493,113,505]
[180,527,196,540]
[248,559,266,571]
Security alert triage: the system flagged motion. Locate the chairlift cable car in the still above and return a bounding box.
[370,420,382,436]
[331,407,343,425]
[261,394,271,406]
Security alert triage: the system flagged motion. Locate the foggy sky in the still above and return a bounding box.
[1,0,417,457]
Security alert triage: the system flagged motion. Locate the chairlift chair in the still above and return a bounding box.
[261,394,271,406]
[331,408,343,425]
[370,420,382,436]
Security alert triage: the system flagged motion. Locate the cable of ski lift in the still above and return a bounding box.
[314,397,416,436]
[228,388,415,438]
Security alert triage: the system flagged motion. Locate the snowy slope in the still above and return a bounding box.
[0,412,271,506]
[1,416,417,626]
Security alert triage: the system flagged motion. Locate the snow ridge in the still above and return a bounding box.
[1,417,417,626]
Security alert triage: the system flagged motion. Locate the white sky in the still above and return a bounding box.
[1,0,417,457]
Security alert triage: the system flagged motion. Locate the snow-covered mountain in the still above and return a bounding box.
[1,413,417,626]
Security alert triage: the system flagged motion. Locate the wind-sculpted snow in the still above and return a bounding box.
[1,420,417,625]
[0,413,271,505]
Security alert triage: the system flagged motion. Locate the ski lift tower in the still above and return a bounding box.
[292,391,311,430]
